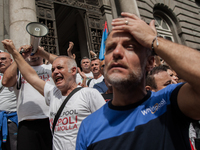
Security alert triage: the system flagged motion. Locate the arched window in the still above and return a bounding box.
[195,0,200,7]
[154,15,174,42]
[153,5,183,45]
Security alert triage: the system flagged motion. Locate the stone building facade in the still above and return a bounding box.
[0,0,200,64]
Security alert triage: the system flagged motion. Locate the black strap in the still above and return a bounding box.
[87,78,93,87]
[52,87,82,134]
[17,68,21,90]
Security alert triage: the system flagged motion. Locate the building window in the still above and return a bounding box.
[195,0,200,7]
[154,15,174,42]
[77,0,99,6]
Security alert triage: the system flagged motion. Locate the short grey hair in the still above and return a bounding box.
[80,57,91,65]
[54,56,77,72]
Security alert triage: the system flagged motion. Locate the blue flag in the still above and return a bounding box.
[99,21,108,60]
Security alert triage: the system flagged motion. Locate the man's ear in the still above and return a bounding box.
[146,55,154,72]
[71,67,77,75]
[145,86,156,92]
[145,86,152,91]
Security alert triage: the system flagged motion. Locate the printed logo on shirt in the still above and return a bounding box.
[21,74,50,84]
[50,109,79,132]
[141,99,166,115]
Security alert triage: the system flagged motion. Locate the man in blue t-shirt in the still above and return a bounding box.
[76,12,200,150]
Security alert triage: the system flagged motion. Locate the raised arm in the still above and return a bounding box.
[2,61,17,87]
[67,41,76,60]
[2,45,31,87]
[112,12,200,120]
[77,67,87,87]
[2,39,45,96]
[35,46,57,64]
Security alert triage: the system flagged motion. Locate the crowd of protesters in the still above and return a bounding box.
[0,12,200,150]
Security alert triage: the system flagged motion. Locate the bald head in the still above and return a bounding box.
[0,52,12,73]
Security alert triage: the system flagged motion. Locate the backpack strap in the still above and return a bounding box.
[87,79,93,87]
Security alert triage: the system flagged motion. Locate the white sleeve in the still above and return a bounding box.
[44,82,55,106]
[76,73,82,84]
[88,88,105,113]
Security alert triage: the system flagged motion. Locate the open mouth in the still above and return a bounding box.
[29,57,39,62]
[93,68,99,72]
[55,76,63,83]
[0,64,5,67]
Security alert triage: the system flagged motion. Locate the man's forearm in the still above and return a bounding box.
[37,48,57,64]
[2,61,17,87]
[154,37,200,88]
[12,50,39,80]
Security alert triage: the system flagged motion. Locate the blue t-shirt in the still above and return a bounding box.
[93,80,108,94]
[76,83,192,150]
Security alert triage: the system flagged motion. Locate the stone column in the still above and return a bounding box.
[110,0,140,18]
[0,0,10,50]
[100,0,113,32]
[9,0,37,49]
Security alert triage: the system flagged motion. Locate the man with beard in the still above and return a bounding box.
[1,40,105,150]
[2,45,56,150]
[88,58,104,87]
[76,12,200,150]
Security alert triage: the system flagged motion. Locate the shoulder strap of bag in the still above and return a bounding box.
[16,68,21,90]
[87,78,93,87]
[52,87,83,134]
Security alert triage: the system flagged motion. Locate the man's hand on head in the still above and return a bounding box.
[111,12,157,49]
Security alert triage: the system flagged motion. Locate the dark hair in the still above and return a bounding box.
[162,65,171,70]
[91,57,100,62]
[146,65,168,89]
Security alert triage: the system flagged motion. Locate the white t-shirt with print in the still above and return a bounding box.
[76,71,93,84]
[88,75,104,88]
[14,64,54,122]
[44,83,105,150]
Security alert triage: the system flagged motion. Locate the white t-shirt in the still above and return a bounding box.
[0,73,17,112]
[88,75,104,88]
[14,64,54,122]
[44,83,105,150]
[76,72,93,84]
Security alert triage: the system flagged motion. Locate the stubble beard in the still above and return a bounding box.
[105,65,145,93]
